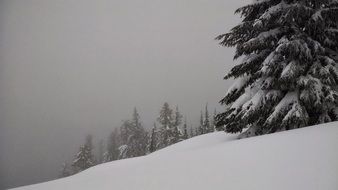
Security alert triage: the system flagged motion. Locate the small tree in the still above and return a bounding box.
[181,117,189,140]
[147,123,158,153]
[104,128,120,162]
[172,106,183,143]
[157,102,174,149]
[211,109,217,132]
[97,140,105,164]
[72,135,95,173]
[204,104,211,133]
[195,127,200,136]
[198,111,204,135]
[189,125,195,138]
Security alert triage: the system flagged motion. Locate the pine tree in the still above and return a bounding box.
[104,128,120,162]
[147,123,158,153]
[198,111,204,135]
[189,125,195,138]
[157,102,175,149]
[72,135,95,173]
[130,108,148,156]
[119,120,132,159]
[195,127,200,136]
[204,104,211,133]
[211,109,217,132]
[97,140,105,164]
[216,0,338,138]
[181,117,189,140]
[173,106,183,143]
[119,108,148,159]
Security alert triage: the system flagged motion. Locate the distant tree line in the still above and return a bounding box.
[60,102,217,177]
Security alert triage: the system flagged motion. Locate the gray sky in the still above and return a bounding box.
[0,0,249,189]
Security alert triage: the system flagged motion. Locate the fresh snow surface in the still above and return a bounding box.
[13,122,338,190]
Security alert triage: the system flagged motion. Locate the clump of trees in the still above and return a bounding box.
[60,103,217,177]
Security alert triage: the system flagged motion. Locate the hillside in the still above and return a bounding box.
[13,122,338,190]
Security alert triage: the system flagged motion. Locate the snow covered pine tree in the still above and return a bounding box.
[119,108,148,159]
[172,106,183,143]
[157,102,181,149]
[72,135,95,173]
[216,0,338,138]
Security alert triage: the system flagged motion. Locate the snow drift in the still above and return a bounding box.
[13,122,338,190]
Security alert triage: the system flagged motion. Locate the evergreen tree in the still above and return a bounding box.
[118,144,128,159]
[119,120,132,159]
[104,128,120,162]
[173,106,183,143]
[147,123,158,153]
[189,125,195,138]
[181,117,189,140]
[72,135,95,173]
[211,109,217,132]
[195,127,200,136]
[173,106,183,127]
[204,104,211,133]
[119,108,148,158]
[130,108,148,156]
[97,139,105,164]
[157,102,175,149]
[198,111,204,135]
[216,0,338,138]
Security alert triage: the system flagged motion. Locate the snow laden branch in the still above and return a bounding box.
[216,0,338,138]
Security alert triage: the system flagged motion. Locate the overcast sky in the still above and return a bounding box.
[0,0,249,189]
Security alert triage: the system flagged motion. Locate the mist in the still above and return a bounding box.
[0,0,249,189]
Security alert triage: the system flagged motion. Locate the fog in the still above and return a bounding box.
[0,0,249,189]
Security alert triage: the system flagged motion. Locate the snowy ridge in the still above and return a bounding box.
[13,122,338,190]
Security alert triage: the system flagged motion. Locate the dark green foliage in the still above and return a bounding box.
[216,0,338,138]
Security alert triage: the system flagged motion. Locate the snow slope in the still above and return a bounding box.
[13,122,338,190]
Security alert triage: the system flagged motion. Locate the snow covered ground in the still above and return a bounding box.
[13,122,338,190]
